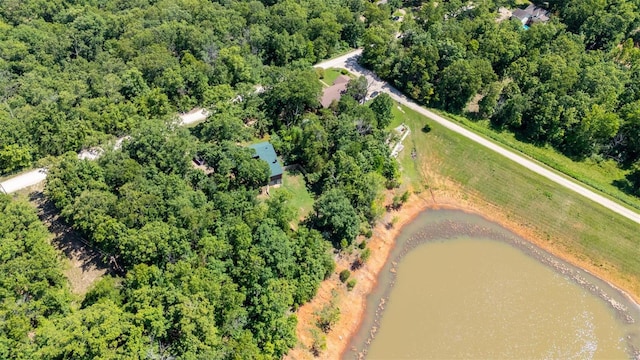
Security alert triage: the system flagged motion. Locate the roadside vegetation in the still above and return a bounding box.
[431,109,640,211]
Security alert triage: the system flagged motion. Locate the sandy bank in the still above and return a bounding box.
[285,183,640,360]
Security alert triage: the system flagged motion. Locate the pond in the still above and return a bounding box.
[346,210,640,359]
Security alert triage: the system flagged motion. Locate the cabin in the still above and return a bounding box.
[248,142,283,186]
[320,74,351,108]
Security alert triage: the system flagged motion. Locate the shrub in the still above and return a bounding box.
[346,279,357,291]
[339,269,351,283]
[316,303,340,333]
[309,328,326,356]
[360,247,371,263]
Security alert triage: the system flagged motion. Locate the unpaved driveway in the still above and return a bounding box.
[1,168,48,194]
[179,107,210,125]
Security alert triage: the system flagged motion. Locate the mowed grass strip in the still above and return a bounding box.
[391,103,640,295]
[430,109,640,212]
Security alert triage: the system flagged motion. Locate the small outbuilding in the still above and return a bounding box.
[249,142,283,186]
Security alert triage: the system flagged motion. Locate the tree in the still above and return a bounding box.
[264,68,322,128]
[309,188,360,248]
[0,144,31,174]
[35,301,145,359]
[436,58,496,112]
[626,161,640,196]
[369,93,393,128]
[0,196,71,359]
[344,76,369,104]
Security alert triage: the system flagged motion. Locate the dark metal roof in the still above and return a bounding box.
[248,142,283,178]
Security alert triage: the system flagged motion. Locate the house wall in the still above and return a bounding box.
[269,174,283,186]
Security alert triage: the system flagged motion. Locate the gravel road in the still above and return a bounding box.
[2,109,210,194]
[316,50,640,225]
[1,169,48,194]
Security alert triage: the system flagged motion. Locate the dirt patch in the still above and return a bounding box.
[29,192,111,295]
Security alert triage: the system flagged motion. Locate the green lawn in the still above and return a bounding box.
[390,102,640,296]
[275,169,315,221]
[321,68,345,87]
[429,109,640,211]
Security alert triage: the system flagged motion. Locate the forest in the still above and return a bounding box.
[0,0,402,357]
[360,0,640,193]
[3,0,640,358]
[1,83,397,358]
[0,0,370,175]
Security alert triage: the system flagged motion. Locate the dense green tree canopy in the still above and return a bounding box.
[361,0,640,168]
[0,0,366,176]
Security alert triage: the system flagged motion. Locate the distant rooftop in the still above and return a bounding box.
[320,74,351,108]
[512,4,549,25]
[248,142,283,178]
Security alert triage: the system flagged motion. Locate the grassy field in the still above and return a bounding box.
[273,169,315,222]
[430,109,640,211]
[390,103,640,296]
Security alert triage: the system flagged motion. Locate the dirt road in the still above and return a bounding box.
[1,168,48,194]
[316,50,640,225]
[1,108,210,194]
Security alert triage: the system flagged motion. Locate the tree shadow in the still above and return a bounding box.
[28,192,119,277]
[612,178,637,198]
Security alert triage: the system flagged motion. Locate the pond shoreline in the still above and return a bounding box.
[285,188,640,360]
[348,210,640,359]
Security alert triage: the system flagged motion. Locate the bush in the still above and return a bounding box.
[340,69,349,75]
[358,240,367,249]
[309,328,326,356]
[400,190,410,203]
[316,303,340,333]
[422,123,432,133]
[360,247,371,263]
[315,67,325,80]
[385,178,401,189]
[346,279,357,291]
[339,269,351,283]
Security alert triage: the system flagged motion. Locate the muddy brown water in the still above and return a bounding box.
[346,210,640,359]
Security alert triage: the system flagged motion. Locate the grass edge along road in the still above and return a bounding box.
[388,87,640,226]
[391,102,640,300]
[431,108,640,212]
